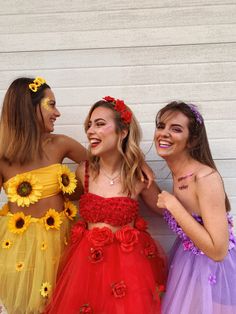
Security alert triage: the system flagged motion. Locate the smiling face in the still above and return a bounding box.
[154,110,190,159]
[86,106,123,157]
[37,88,60,133]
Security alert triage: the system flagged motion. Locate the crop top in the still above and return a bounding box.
[3,164,77,207]
[79,162,139,227]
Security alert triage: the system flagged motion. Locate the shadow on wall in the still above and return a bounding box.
[139,198,176,255]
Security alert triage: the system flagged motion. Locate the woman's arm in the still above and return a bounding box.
[157,172,229,261]
[57,135,88,163]
[139,181,163,215]
[140,161,155,189]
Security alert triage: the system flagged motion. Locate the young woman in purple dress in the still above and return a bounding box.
[155,101,236,314]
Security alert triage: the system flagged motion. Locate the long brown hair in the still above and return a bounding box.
[0,77,50,164]
[156,101,231,211]
[84,100,144,195]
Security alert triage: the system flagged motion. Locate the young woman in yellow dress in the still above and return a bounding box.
[0,77,88,314]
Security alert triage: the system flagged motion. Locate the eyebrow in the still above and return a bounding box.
[94,118,106,122]
[170,123,184,128]
[157,121,184,128]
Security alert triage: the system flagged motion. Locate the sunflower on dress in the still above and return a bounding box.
[58,165,77,194]
[40,282,52,298]
[63,201,78,220]
[6,173,43,207]
[43,209,62,231]
[8,212,31,234]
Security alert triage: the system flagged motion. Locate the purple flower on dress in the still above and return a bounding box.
[164,210,236,255]
[208,274,217,285]
[183,240,194,251]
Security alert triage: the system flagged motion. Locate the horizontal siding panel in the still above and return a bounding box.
[141,140,236,160]
[1,24,236,52]
[57,102,236,126]
[2,83,236,110]
[1,1,235,14]
[54,119,236,141]
[1,62,236,89]
[1,6,236,34]
[51,101,236,126]
[42,82,236,105]
[133,101,236,122]
[1,44,236,71]
[139,120,236,140]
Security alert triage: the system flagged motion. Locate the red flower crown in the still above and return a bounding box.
[102,96,132,124]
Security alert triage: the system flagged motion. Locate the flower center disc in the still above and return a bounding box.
[61,174,70,186]
[17,181,32,197]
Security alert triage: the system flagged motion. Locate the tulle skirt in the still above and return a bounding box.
[45,220,167,314]
[162,238,236,314]
[0,204,75,314]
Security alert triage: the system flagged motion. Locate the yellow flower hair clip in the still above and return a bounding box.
[29,77,46,93]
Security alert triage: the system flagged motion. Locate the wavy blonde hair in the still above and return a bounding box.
[84,100,144,195]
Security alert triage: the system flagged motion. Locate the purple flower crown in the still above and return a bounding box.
[187,104,203,125]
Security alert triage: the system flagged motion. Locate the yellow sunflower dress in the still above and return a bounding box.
[0,164,78,314]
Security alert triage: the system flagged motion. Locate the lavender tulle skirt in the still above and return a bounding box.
[162,211,236,314]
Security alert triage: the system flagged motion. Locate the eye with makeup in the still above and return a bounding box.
[156,121,165,129]
[171,126,183,133]
[96,121,106,127]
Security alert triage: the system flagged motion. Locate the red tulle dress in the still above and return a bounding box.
[45,165,167,314]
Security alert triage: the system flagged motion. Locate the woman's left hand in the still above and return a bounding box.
[157,190,178,211]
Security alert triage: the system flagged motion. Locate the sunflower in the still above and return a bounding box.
[40,282,52,298]
[41,241,47,251]
[58,165,77,194]
[0,203,9,216]
[43,209,62,231]
[8,212,31,234]
[16,261,24,272]
[7,173,42,207]
[2,239,12,249]
[64,201,78,220]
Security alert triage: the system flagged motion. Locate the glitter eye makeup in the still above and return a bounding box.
[41,97,51,111]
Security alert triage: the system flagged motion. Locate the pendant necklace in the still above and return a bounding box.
[100,168,120,185]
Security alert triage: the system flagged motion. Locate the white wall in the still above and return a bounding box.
[0,0,236,252]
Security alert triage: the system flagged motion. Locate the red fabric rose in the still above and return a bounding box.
[71,220,86,244]
[144,242,156,258]
[156,285,165,298]
[89,247,104,263]
[111,281,127,298]
[80,304,93,313]
[115,225,139,252]
[88,227,114,247]
[103,96,115,102]
[121,110,132,123]
[114,99,125,111]
[134,216,148,231]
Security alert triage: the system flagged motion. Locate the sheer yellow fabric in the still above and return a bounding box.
[0,209,73,314]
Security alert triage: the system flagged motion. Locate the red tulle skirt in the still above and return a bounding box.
[45,219,167,314]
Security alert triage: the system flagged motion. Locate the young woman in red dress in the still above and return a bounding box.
[45,96,167,314]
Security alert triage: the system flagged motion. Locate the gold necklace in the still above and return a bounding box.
[100,168,120,185]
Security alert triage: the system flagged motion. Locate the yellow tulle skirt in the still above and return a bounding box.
[0,202,77,314]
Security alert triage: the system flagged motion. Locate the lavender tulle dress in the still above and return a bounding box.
[162,210,236,314]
